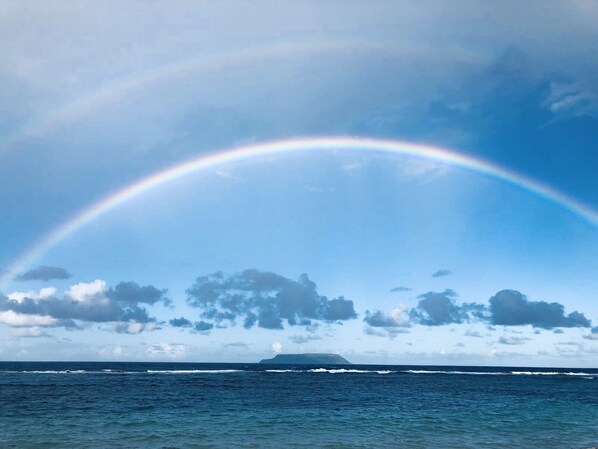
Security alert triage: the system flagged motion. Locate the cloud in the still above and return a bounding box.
[583,326,598,341]
[194,321,214,332]
[432,269,451,278]
[361,288,592,334]
[15,265,71,282]
[489,290,591,329]
[364,325,409,339]
[396,159,450,181]
[364,305,410,328]
[0,310,59,327]
[0,280,169,331]
[186,270,357,330]
[289,334,322,344]
[113,322,158,334]
[8,287,57,303]
[464,329,483,338]
[497,336,531,345]
[342,162,362,172]
[169,317,213,333]
[169,317,192,327]
[271,342,283,353]
[9,326,51,338]
[409,290,485,326]
[107,281,170,306]
[147,343,187,358]
[389,286,411,293]
[222,341,250,348]
[543,81,598,119]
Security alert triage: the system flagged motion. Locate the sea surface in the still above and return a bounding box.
[1,362,597,448]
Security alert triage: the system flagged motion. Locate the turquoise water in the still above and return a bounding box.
[1,362,597,448]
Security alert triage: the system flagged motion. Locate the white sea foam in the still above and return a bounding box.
[146,369,241,374]
[402,370,508,375]
[510,371,592,376]
[307,368,395,374]
[400,369,594,377]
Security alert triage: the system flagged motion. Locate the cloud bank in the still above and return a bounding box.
[366,288,591,337]
[186,270,357,330]
[0,280,169,332]
[489,290,591,329]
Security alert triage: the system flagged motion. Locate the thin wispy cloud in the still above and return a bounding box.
[15,265,71,282]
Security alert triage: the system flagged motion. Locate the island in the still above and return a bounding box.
[259,353,351,365]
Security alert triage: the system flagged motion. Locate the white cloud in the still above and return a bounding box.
[99,345,125,358]
[9,326,49,338]
[8,287,57,303]
[396,158,450,181]
[544,81,598,118]
[147,343,187,358]
[0,310,58,327]
[388,305,410,327]
[65,279,107,302]
[271,341,283,353]
[341,162,362,172]
[113,322,157,334]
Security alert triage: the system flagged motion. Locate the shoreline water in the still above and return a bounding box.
[2,362,597,448]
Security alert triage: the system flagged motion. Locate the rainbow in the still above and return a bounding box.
[0,39,480,158]
[1,136,596,290]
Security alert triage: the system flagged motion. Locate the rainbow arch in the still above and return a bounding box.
[1,136,596,290]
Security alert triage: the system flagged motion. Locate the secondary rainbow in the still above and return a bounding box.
[0,39,478,158]
[2,136,597,291]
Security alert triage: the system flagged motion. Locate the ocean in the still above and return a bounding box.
[1,362,597,448]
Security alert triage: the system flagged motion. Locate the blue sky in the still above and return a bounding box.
[1,1,597,366]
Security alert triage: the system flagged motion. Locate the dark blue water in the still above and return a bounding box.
[1,362,597,448]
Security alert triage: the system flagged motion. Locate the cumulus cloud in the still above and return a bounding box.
[0,310,59,327]
[364,305,410,328]
[272,341,283,353]
[169,317,192,327]
[389,286,411,293]
[0,280,169,331]
[194,321,214,332]
[8,287,57,303]
[432,269,451,278]
[409,290,485,326]
[107,281,170,306]
[15,265,71,281]
[169,317,213,333]
[186,270,357,330]
[489,290,591,329]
